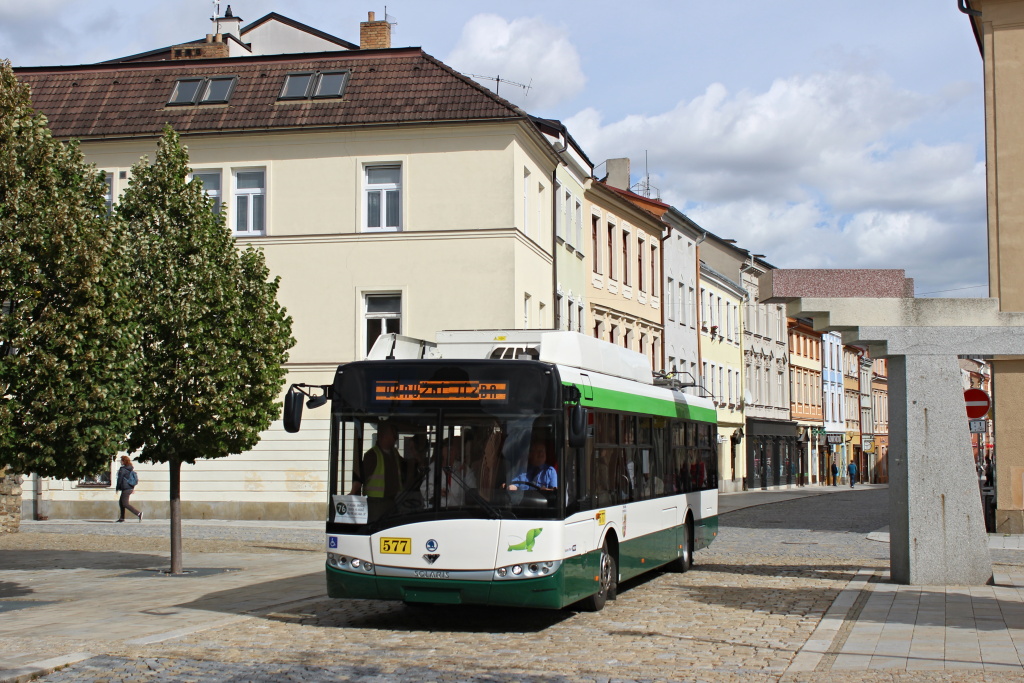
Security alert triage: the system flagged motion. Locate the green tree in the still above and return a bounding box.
[0,59,139,484]
[117,126,294,573]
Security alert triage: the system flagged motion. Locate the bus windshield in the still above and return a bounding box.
[327,360,564,531]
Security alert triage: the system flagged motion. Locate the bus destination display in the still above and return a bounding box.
[374,380,509,403]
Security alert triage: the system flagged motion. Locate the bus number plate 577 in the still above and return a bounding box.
[379,538,411,554]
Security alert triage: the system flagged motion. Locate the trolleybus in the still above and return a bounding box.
[284,331,718,610]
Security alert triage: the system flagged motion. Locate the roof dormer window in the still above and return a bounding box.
[167,76,238,106]
[279,70,350,100]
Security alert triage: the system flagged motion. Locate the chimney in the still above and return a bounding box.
[606,158,631,191]
[212,4,242,39]
[172,32,228,60]
[360,11,391,50]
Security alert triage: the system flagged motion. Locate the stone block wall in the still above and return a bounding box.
[0,467,23,533]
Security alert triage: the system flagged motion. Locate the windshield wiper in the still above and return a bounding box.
[443,465,507,520]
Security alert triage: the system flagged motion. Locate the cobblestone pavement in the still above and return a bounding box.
[7,487,1023,682]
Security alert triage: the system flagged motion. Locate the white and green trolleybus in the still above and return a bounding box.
[284,331,719,610]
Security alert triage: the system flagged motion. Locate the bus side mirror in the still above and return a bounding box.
[568,404,587,448]
[283,386,303,433]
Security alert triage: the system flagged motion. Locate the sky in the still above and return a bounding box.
[0,1,987,298]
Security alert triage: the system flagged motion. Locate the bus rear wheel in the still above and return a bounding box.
[581,541,617,611]
[669,519,693,573]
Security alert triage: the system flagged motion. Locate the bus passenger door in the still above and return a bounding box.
[563,515,596,603]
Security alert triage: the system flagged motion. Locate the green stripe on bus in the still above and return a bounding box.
[574,384,716,422]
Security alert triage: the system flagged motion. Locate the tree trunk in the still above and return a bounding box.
[169,458,183,574]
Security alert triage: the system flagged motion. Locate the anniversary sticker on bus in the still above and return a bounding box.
[374,381,508,403]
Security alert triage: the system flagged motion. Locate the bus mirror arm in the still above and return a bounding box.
[283,383,331,433]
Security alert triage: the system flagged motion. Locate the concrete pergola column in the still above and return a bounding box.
[760,270,1024,585]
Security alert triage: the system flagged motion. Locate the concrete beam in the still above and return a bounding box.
[760,268,914,303]
[785,297,1020,330]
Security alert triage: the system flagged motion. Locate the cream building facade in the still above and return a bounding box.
[698,263,746,492]
[17,31,567,520]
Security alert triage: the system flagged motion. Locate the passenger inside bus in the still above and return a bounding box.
[421,435,477,507]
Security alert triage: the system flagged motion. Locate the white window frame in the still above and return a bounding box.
[364,163,402,232]
[363,292,402,356]
[191,169,223,215]
[233,167,266,236]
[523,168,531,238]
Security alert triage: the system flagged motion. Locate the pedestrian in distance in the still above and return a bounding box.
[830,461,839,486]
[115,455,143,522]
[847,459,858,488]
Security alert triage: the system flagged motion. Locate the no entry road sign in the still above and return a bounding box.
[964,388,991,419]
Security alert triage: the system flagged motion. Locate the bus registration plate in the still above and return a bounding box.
[379,537,412,554]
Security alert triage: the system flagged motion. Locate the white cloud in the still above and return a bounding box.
[567,70,986,296]
[445,14,585,111]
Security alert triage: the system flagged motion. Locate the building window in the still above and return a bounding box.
[651,245,658,296]
[637,238,645,292]
[567,298,574,331]
[103,172,113,215]
[523,293,531,328]
[666,278,675,321]
[537,182,545,241]
[192,170,222,214]
[365,165,401,231]
[78,466,112,488]
[622,230,630,286]
[168,76,238,106]
[607,223,615,279]
[280,71,350,100]
[555,182,564,241]
[592,215,601,273]
[577,303,584,332]
[575,200,583,249]
[523,169,531,238]
[364,293,402,356]
[234,169,265,235]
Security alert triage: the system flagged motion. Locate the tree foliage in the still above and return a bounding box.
[0,60,139,479]
[116,126,294,465]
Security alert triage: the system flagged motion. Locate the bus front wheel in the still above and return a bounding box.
[582,541,617,611]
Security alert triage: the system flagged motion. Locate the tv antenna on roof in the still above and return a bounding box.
[465,73,532,98]
[384,6,398,32]
[630,149,661,200]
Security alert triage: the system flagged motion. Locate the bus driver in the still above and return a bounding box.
[508,436,558,491]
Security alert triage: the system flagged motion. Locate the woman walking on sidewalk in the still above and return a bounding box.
[115,455,143,522]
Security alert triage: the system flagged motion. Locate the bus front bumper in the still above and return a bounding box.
[326,562,569,609]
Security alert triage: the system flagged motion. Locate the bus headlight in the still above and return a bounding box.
[329,555,375,575]
[494,560,560,580]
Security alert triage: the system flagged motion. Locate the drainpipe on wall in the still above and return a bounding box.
[958,0,981,17]
[550,131,568,330]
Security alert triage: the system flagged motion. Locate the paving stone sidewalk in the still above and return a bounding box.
[1,485,1021,682]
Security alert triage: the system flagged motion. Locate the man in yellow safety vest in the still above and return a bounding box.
[350,422,406,519]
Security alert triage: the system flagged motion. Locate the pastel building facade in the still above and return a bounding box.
[17,21,567,519]
[698,264,746,492]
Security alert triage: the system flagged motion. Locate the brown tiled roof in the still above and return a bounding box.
[15,48,527,140]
